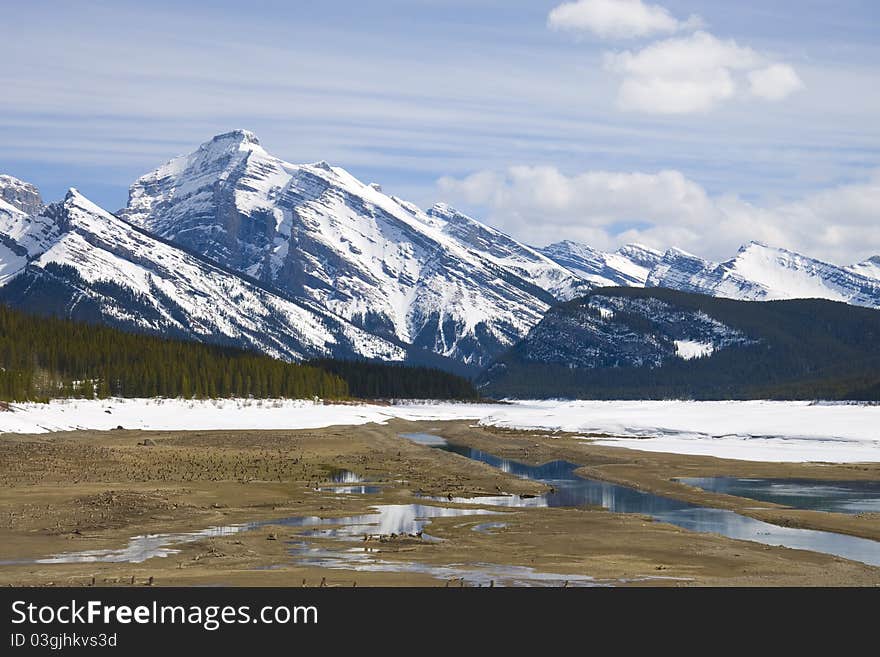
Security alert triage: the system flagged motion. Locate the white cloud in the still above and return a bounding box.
[614,71,734,114]
[547,0,701,40]
[605,31,762,77]
[748,64,805,101]
[603,31,801,113]
[437,167,880,265]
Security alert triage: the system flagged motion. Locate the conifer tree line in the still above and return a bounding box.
[0,304,482,402]
[307,358,481,400]
[482,288,880,400]
[0,304,347,402]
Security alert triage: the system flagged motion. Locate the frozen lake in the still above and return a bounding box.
[1,398,879,463]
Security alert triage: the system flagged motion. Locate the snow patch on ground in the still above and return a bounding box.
[1,399,878,463]
[674,340,714,360]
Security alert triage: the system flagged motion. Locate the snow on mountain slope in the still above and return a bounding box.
[495,292,756,372]
[0,199,30,284]
[646,242,880,308]
[426,204,590,301]
[538,240,662,288]
[121,131,578,366]
[0,185,404,362]
[848,256,880,282]
[0,177,61,284]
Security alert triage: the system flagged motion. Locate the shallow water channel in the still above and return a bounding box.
[400,433,880,567]
[678,477,880,514]
[11,432,880,583]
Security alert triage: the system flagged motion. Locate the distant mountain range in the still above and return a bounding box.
[2,130,879,377]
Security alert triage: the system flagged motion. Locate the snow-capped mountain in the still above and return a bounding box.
[538,240,663,287]
[0,176,60,284]
[120,130,586,366]
[646,242,880,308]
[848,256,880,282]
[4,130,880,376]
[426,204,591,301]
[0,178,404,362]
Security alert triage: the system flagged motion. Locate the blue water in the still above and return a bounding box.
[679,477,880,514]
[400,433,880,567]
[15,433,880,577]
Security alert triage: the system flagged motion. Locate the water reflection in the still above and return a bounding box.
[327,469,366,484]
[276,503,499,540]
[14,433,879,577]
[320,469,382,495]
[288,541,604,587]
[679,477,880,514]
[28,524,249,564]
[401,433,880,567]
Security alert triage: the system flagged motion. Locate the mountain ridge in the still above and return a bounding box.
[2,130,880,374]
[118,130,590,366]
[0,184,406,363]
[479,287,880,400]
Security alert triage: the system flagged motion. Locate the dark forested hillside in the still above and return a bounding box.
[308,359,480,400]
[0,304,478,402]
[479,288,880,400]
[0,303,348,401]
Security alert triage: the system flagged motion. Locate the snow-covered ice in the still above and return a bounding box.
[1,398,879,463]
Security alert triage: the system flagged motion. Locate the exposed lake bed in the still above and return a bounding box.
[1,417,879,586]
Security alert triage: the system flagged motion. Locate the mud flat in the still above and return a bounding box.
[1,419,878,587]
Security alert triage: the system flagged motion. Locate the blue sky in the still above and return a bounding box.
[2,0,879,262]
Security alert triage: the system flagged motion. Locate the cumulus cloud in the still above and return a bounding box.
[547,2,803,114]
[748,63,805,101]
[437,167,880,264]
[605,31,761,113]
[547,0,701,40]
[604,31,803,113]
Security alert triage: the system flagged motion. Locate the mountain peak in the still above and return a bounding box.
[737,240,787,255]
[0,175,43,216]
[618,242,661,256]
[735,241,825,266]
[210,129,261,146]
[549,239,581,248]
[0,174,35,189]
[664,246,701,259]
[427,202,461,219]
[190,130,264,162]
